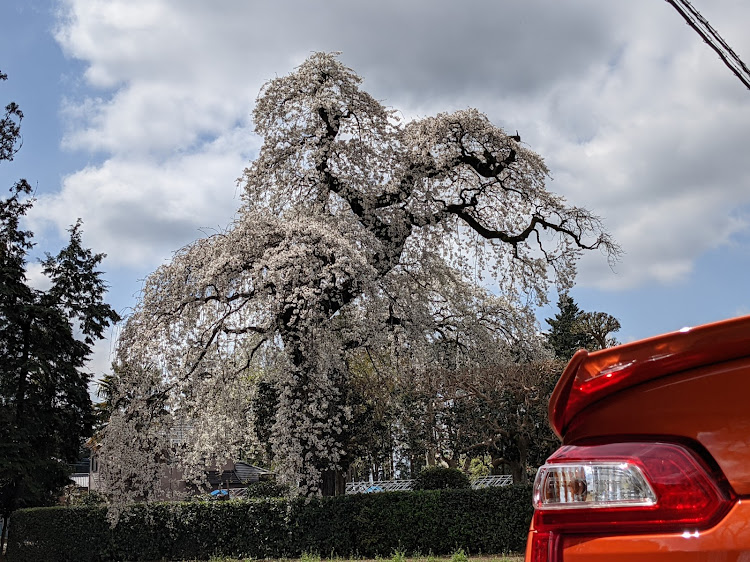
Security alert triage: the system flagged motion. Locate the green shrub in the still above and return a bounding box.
[244,480,289,498]
[6,486,533,561]
[74,490,108,507]
[413,466,471,490]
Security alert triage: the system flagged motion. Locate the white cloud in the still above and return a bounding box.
[42,0,750,294]
[88,329,117,386]
[61,84,251,156]
[516,7,750,290]
[33,126,259,268]
[25,262,52,292]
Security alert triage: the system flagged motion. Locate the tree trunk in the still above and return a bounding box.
[275,331,351,496]
[1,512,9,557]
[510,460,524,485]
[490,456,505,476]
[13,319,31,424]
[389,433,396,478]
[320,469,346,496]
[517,435,529,484]
[426,446,436,466]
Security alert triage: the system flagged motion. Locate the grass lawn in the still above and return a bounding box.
[200,554,524,562]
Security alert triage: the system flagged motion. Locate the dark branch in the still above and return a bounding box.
[444,204,608,252]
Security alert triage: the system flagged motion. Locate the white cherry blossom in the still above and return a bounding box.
[100,53,617,500]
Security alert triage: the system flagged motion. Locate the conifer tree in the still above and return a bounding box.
[545,294,594,361]
[0,71,119,550]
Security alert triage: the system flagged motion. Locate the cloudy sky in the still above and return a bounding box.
[2,0,750,381]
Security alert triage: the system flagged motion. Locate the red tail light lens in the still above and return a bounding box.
[527,442,735,561]
[528,531,557,562]
[533,442,734,534]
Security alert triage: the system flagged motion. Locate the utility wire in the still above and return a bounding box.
[665,0,750,90]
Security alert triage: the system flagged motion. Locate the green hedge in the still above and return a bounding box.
[413,466,471,490]
[6,485,532,562]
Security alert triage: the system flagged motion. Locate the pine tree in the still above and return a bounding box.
[545,294,594,361]
[0,71,119,551]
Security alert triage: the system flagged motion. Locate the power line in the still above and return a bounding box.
[665,0,750,90]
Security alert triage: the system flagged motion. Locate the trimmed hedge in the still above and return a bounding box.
[6,485,532,562]
[413,466,471,490]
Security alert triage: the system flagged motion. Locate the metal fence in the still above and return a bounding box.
[470,474,513,488]
[345,474,513,494]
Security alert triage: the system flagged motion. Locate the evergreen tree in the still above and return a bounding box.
[546,295,622,360]
[0,71,120,551]
[545,294,594,361]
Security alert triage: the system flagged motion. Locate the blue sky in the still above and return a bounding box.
[3,0,750,382]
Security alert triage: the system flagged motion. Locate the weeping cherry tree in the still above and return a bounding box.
[102,52,618,499]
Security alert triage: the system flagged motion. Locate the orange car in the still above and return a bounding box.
[526,315,750,562]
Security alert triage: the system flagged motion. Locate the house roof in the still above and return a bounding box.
[235,461,272,480]
[207,462,273,488]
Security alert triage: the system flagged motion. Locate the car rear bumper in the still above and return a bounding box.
[526,499,750,561]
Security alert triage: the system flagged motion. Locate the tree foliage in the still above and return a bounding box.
[405,359,561,483]
[0,71,120,551]
[105,52,618,499]
[576,311,621,350]
[545,294,621,360]
[545,294,592,361]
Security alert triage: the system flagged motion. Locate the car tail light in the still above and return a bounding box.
[528,441,735,562]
